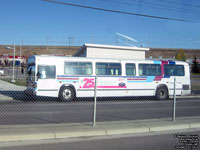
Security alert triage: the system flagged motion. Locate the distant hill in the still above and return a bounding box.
[0,45,79,58]
[0,45,199,60]
[147,48,200,60]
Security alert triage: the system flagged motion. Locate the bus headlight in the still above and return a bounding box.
[33,83,37,88]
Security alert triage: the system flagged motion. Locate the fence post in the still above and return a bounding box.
[93,76,97,127]
[173,77,176,122]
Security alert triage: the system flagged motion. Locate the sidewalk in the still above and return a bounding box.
[0,79,26,100]
[0,116,200,142]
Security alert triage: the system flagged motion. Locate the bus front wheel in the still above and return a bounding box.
[155,86,168,100]
[59,87,75,102]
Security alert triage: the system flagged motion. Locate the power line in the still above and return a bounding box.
[98,0,200,15]
[152,0,200,9]
[42,0,195,22]
[132,0,200,14]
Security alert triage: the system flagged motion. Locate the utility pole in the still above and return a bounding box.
[68,37,74,47]
[20,37,23,58]
[46,36,50,51]
[116,36,119,45]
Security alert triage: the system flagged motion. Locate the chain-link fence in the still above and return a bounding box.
[0,72,200,127]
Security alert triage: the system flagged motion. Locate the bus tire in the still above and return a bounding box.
[155,86,168,100]
[59,86,75,102]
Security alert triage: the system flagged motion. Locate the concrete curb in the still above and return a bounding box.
[175,95,200,99]
[0,95,13,101]
[0,117,200,142]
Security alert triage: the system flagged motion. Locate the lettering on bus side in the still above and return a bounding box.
[80,77,127,89]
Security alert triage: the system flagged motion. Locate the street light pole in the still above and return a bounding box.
[11,44,16,83]
[6,44,16,83]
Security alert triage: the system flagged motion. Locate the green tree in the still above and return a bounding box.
[175,49,186,61]
[192,55,199,73]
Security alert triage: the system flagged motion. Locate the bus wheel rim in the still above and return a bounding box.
[159,90,165,98]
[63,89,72,99]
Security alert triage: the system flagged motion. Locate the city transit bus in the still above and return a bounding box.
[25,55,191,101]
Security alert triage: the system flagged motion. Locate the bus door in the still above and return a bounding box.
[36,65,57,97]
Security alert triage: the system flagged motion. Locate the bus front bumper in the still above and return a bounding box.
[24,88,36,96]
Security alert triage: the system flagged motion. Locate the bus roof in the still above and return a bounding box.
[28,55,188,65]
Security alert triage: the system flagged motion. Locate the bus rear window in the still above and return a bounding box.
[164,64,184,76]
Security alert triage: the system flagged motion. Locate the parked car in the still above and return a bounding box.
[0,70,4,76]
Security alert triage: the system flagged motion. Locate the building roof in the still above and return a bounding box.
[73,43,149,56]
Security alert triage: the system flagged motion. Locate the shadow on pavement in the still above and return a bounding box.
[0,90,162,103]
[0,90,59,102]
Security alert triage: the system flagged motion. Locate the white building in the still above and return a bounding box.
[73,43,149,59]
[0,55,26,67]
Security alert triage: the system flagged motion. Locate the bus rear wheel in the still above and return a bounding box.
[59,87,75,102]
[156,86,168,100]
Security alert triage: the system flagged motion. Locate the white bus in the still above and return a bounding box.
[25,55,191,101]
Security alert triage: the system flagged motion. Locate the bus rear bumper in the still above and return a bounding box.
[181,89,191,96]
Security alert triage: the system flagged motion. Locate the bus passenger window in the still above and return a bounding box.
[96,63,121,75]
[164,64,184,76]
[126,63,136,75]
[40,71,46,79]
[64,62,92,75]
[37,65,56,80]
[139,64,161,76]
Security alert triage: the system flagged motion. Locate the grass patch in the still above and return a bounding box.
[0,78,26,86]
[191,73,200,75]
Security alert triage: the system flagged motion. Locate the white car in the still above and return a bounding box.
[0,70,4,76]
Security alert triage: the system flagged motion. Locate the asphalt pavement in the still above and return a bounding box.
[0,98,200,125]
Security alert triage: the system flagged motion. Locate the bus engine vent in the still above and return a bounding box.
[182,85,189,90]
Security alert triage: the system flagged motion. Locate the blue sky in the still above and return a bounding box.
[0,0,200,48]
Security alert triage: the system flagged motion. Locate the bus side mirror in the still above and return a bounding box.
[28,68,32,75]
[37,72,41,80]
[37,71,46,79]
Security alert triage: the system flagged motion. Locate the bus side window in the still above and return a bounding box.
[139,64,161,76]
[96,63,121,76]
[126,63,136,76]
[64,62,92,75]
[41,71,46,79]
[37,65,56,80]
[164,64,184,76]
